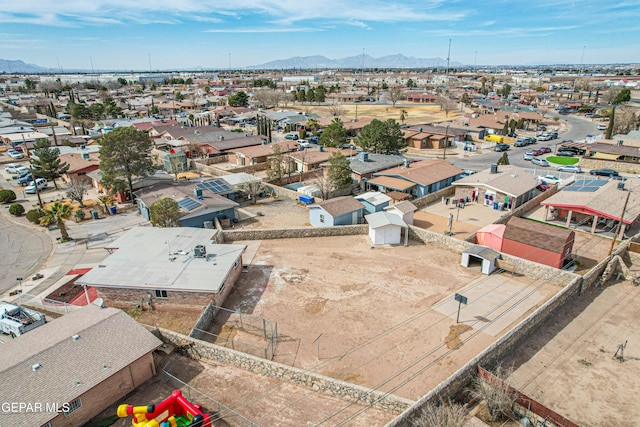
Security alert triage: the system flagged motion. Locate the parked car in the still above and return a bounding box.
[515,139,529,147]
[557,151,576,157]
[297,140,310,148]
[12,146,24,153]
[494,143,510,152]
[590,168,619,177]
[24,178,48,194]
[536,183,551,191]
[557,165,583,173]
[609,176,627,182]
[539,146,552,154]
[537,175,561,185]
[523,152,534,161]
[597,124,607,131]
[4,164,28,175]
[532,158,550,167]
[549,131,558,139]
[6,149,24,159]
[507,132,518,138]
[17,173,34,186]
[459,170,477,178]
[284,133,299,140]
[308,136,319,143]
[538,134,552,141]
[532,149,544,156]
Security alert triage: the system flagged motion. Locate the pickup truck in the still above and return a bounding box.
[0,302,47,338]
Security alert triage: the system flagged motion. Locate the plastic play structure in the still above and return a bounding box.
[117,390,210,427]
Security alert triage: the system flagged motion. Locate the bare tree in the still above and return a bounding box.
[252,89,283,109]
[415,398,468,427]
[437,95,457,118]
[604,86,623,105]
[387,86,405,107]
[468,365,517,422]
[65,179,90,207]
[239,180,264,204]
[315,175,333,200]
[329,104,345,117]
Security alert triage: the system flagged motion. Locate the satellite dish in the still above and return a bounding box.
[93,298,104,308]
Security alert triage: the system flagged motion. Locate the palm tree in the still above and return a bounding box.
[98,195,114,216]
[399,109,408,124]
[40,202,73,241]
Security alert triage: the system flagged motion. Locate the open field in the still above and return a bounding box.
[287,103,463,125]
[222,235,562,401]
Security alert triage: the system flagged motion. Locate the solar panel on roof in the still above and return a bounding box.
[196,179,232,194]
[564,179,608,192]
[177,197,202,211]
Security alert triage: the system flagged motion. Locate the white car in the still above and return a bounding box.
[537,175,561,185]
[531,158,550,167]
[297,139,310,148]
[597,124,607,131]
[24,178,48,194]
[523,152,534,161]
[537,134,552,141]
[6,149,24,159]
[4,164,29,175]
[557,165,583,173]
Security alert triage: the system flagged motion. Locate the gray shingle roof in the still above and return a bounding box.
[0,305,161,427]
[314,196,364,217]
[349,153,407,175]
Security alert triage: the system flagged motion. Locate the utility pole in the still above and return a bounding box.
[362,48,365,76]
[443,125,450,160]
[474,51,478,69]
[24,142,44,209]
[148,53,152,72]
[608,190,630,256]
[90,57,94,74]
[445,39,452,80]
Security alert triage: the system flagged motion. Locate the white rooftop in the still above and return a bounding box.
[356,191,392,206]
[78,227,246,293]
[366,211,407,229]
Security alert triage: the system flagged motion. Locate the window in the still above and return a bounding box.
[319,214,325,223]
[64,398,82,416]
[154,290,168,298]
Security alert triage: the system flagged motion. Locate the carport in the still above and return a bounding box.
[461,245,500,275]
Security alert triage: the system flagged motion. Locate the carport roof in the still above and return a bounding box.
[463,245,500,260]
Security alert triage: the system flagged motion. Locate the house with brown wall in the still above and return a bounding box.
[0,304,161,427]
[77,227,246,311]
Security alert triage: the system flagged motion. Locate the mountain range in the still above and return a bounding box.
[0,59,55,74]
[249,54,464,69]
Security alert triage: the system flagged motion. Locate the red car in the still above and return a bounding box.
[12,146,24,152]
[539,146,552,154]
[532,149,544,156]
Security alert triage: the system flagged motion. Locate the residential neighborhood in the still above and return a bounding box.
[1,32,640,427]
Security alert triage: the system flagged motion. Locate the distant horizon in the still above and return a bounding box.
[0,1,638,70]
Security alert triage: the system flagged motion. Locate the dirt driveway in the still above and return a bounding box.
[222,235,560,400]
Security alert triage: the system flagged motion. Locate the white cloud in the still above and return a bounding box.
[203,27,323,33]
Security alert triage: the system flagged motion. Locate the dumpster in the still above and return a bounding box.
[299,194,315,205]
[90,210,99,220]
[109,206,117,215]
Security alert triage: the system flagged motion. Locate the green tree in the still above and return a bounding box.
[327,152,352,192]
[30,139,69,189]
[228,91,249,107]
[614,88,631,104]
[315,85,326,103]
[305,118,321,133]
[356,119,407,154]
[406,78,416,88]
[39,202,73,241]
[500,84,512,98]
[9,203,24,216]
[320,118,348,148]
[497,152,510,165]
[99,127,155,201]
[150,198,181,227]
[0,189,17,204]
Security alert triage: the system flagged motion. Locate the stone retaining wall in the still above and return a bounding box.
[155,327,413,414]
[579,158,640,175]
[223,224,369,242]
[263,183,300,201]
[189,300,217,340]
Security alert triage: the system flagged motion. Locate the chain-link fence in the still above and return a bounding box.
[17,293,77,315]
[162,359,260,427]
[191,305,277,360]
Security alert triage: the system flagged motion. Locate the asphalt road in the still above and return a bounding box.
[0,215,52,294]
[447,112,601,172]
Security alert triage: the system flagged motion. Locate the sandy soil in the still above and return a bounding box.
[286,104,463,126]
[91,353,393,427]
[127,308,203,336]
[221,235,560,401]
[505,271,640,426]
[235,197,312,229]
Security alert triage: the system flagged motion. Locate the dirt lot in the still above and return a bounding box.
[287,104,462,126]
[235,197,311,229]
[222,235,561,400]
[126,308,203,336]
[92,353,394,427]
[505,269,640,426]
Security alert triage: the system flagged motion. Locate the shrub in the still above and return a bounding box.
[74,209,85,222]
[26,208,45,224]
[0,189,17,204]
[9,203,25,216]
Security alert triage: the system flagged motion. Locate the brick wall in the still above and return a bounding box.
[214,256,243,306]
[579,157,640,175]
[50,353,155,427]
[411,186,456,209]
[96,287,216,312]
[154,328,413,414]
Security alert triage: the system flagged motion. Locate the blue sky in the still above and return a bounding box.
[0,0,638,70]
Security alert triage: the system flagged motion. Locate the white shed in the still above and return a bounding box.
[461,245,500,275]
[384,200,418,225]
[365,211,407,245]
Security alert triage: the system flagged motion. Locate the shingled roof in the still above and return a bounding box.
[504,217,574,254]
[0,305,161,426]
[314,196,364,217]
